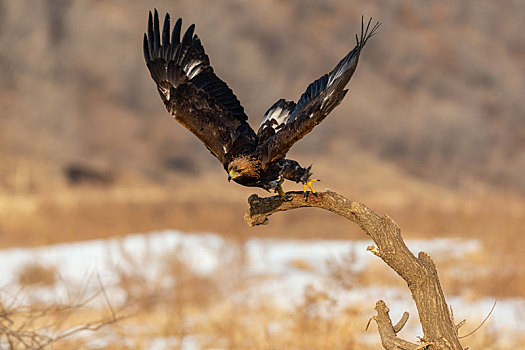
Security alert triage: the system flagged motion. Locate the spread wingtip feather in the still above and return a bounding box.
[358,16,381,49]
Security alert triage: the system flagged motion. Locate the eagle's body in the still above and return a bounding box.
[143,10,379,195]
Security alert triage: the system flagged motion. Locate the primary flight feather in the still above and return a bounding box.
[143,9,380,198]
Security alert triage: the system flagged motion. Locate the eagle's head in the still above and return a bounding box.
[227,156,261,183]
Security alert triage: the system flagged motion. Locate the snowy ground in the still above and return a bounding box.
[0,230,523,342]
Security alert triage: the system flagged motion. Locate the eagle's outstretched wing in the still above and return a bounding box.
[256,17,380,167]
[143,10,257,167]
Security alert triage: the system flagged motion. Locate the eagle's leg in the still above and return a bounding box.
[274,176,292,201]
[281,159,319,199]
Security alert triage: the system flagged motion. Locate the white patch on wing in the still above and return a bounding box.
[187,67,202,79]
[328,66,345,86]
[262,107,282,125]
[185,60,199,72]
[320,90,336,109]
[260,107,292,131]
[160,86,170,100]
[185,60,203,79]
[328,54,353,87]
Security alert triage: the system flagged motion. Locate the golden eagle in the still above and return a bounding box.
[143,10,379,198]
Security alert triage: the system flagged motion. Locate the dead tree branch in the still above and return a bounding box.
[244,191,463,350]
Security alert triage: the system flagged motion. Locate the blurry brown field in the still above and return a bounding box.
[1,0,524,348]
[3,231,524,349]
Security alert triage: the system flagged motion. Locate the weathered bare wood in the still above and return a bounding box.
[244,190,463,350]
[393,310,410,333]
[373,300,421,350]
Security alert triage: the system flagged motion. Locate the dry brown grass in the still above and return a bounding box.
[0,293,119,349]
[2,234,524,349]
[17,263,58,288]
[2,162,524,304]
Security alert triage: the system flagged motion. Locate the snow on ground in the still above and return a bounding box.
[0,230,523,340]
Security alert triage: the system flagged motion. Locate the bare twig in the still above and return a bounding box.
[245,191,464,350]
[373,300,422,350]
[393,311,410,333]
[458,300,496,339]
[97,274,117,321]
[0,281,124,349]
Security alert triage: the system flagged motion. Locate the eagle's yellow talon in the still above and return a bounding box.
[303,179,319,200]
[307,179,319,194]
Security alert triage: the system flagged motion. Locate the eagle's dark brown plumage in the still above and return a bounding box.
[143,10,379,197]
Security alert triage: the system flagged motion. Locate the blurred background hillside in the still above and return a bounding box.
[1,0,524,243]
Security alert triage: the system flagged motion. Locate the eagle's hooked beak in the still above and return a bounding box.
[228,170,240,182]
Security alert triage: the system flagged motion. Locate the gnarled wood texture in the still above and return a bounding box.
[244,190,463,350]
